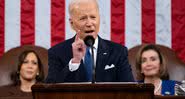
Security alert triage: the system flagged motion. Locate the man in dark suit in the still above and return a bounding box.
[46,0,134,83]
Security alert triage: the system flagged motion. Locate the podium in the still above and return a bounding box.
[32,83,154,99]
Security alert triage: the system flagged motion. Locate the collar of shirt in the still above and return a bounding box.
[92,37,98,67]
[89,37,98,54]
[93,37,98,50]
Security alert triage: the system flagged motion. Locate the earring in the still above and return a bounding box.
[36,72,39,76]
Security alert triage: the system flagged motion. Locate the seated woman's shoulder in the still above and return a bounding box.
[162,80,181,87]
[0,85,32,97]
[0,85,16,96]
[163,80,177,83]
[164,80,181,83]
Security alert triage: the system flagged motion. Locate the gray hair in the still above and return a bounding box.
[68,0,99,17]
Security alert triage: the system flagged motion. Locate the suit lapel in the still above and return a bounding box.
[96,37,110,70]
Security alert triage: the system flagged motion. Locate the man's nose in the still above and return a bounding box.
[86,18,93,26]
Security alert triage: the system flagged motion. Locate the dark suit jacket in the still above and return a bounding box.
[46,36,134,83]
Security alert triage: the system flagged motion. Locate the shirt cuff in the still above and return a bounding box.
[68,59,80,72]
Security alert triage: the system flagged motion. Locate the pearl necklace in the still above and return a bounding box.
[154,80,162,94]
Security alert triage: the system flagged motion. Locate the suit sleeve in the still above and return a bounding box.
[117,47,135,82]
[45,49,70,83]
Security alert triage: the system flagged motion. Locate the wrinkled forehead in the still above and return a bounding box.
[69,0,99,15]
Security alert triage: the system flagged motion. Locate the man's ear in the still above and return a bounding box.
[69,18,73,24]
[69,18,75,30]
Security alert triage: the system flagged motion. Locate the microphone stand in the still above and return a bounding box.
[90,46,95,84]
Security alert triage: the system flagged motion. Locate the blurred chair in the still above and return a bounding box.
[128,44,185,81]
[0,45,48,86]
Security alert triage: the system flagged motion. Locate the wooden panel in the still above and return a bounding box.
[32,83,154,99]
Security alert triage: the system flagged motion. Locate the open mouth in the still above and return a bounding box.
[85,30,94,34]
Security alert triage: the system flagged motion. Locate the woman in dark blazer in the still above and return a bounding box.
[0,50,44,97]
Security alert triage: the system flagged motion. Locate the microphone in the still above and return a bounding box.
[84,36,95,83]
[84,36,95,47]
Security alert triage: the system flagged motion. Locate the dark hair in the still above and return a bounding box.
[135,44,169,80]
[11,50,45,86]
